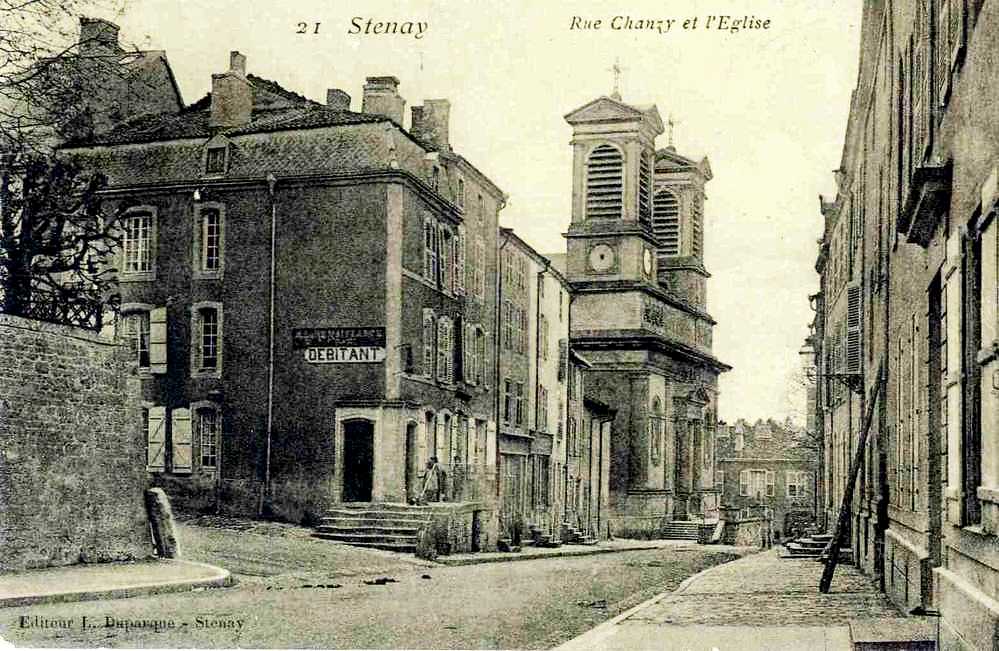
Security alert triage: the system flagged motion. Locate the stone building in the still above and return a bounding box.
[495,229,575,539]
[715,419,819,538]
[813,1,999,646]
[60,51,505,525]
[557,93,730,536]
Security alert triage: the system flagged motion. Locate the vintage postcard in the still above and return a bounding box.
[0,0,992,648]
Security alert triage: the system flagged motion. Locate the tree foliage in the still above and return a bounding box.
[0,154,124,327]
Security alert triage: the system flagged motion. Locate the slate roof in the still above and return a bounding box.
[65,74,388,147]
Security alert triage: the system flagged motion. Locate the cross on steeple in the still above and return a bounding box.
[667,113,680,149]
[608,58,625,100]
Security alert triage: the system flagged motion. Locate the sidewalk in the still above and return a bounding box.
[556,548,914,651]
[437,538,695,566]
[0,559,232,608]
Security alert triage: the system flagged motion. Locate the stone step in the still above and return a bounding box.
[312,535,417,553]
[314,531,418,544]
[319,516,430,528]
[323,509,433,522]
[316,524,421,536]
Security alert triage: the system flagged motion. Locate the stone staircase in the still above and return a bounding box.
[313,502,435,553]
[560,521,597,546]
[661,520,701,541]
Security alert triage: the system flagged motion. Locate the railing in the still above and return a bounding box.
[1,287,116,331]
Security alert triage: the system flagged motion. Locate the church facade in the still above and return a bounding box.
[559,94,731,535]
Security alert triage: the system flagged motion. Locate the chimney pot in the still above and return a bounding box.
[229,51,247,77]
[361,76,405,125]
[326,88,351,110]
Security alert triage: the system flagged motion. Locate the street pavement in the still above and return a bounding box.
[0,515,752,649]
[558,548,905,651]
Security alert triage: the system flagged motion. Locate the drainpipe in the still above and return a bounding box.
[494,232,511,500]
[261,172,277,516]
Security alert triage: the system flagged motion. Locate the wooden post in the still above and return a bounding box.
[819,363,883,593]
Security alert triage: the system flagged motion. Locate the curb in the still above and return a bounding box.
[435,543,685,566]
[553,548,762,651]
[0,560,234,609]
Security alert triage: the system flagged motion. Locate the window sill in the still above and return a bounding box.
[120,272,156,283]
[191,369,222,380]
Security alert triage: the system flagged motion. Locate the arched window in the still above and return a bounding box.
[586,144,623,219]
[653,188,680,259]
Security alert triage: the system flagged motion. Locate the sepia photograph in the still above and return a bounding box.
[0,0,995,648]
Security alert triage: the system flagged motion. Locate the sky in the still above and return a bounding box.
[79,0,863,425]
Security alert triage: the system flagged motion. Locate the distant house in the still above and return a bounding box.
[715,418,819,537]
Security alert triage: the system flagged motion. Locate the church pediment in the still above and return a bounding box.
[565,96,663,131]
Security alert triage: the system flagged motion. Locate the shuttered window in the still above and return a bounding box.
[171,408,192,474]
[422,309,435,378]
[197,407,219,470]
[122,311,150,370]
[423,215,437,281]
[586,144,624,219]
[653,188,680,258]
[146,406,166,472]
[638,151,652,228]
[149,306,167,374]
[846,283,863,374]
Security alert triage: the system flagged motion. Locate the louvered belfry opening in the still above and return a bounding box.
[638,151,652,228]
[691,196,703,258]
[653,188,680,261]
[586,144,624,219]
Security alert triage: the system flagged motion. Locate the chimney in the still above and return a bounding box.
[361,76,405,125]
[78,17,120,56]
[326,88,351,110]
[210,51,253,128]
[412,99,450,152]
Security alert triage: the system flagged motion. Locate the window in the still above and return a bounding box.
[538,385,548,432]
[515,382,524,426]
[423,215,438,281]
[121,209,154,276]
[475,327,487,385]
[436,317,453,384]
[739,469,774,498]
[653,189,680,259]
[540,314,549,360]
[195,205,224,275]
[503,379,513,423]
[715,470,724,489]
[439,225,453,292]
[691,194,704,258]
[121,310,150,370]
[191,303,222,376]
[196,406,219,470]
[422,309,435,378]
[454,226,465,295]
[568,417,577,456]
[431,166,440,191]
[787,471,809,497]
[457,177,465,209]
[205,146,227,174]
[638,150,652,228]
[586,144,624,219]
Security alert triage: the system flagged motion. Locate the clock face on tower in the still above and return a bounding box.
[589,244,615,272]
[643,248,653,276]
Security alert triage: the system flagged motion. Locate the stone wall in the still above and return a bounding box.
[0,314,153,571]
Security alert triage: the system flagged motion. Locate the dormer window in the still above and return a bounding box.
[586,144,623,219]
[203,137,230,175]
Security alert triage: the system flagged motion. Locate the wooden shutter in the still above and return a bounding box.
[171,408,193,474]
[149,306,168,374]
[422,310,435,378]
[146,406,166,472]
[766,470,775,497]
[846,283,862,374]
[455,226,465,295]
[739,470,749,496]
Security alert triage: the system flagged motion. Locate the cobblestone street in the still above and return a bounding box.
[0,518,751,649]
[560,549,905,650]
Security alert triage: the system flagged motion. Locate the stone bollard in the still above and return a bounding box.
[145,488,181,559]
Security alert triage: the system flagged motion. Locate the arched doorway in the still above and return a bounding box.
[342,419,374,502]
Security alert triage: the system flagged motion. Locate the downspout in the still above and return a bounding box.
[261,172,277,516]
[534,266,545,520]
[564,294,573,526]
[494,232,510,500]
